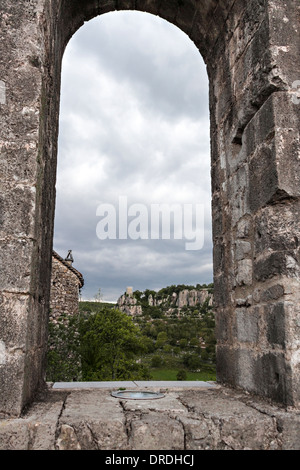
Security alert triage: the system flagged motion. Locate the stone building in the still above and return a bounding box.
[50,250,84,321]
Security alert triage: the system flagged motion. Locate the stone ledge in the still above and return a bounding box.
[51,380,217,390]
[0,384,299,450]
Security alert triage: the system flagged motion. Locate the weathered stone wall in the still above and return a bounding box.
[49,252,84,322]
[211,1,300,408]
[0,0,54,418]
[0,0,299,417]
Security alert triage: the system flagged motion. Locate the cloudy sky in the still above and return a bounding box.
[53,11,213,302]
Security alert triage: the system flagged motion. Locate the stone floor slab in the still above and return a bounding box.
[1,385,299,450]
[52,380,217,389]
[52,381,138,389]
[134,381,216,388]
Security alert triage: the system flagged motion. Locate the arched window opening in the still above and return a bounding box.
[49,11,213,383]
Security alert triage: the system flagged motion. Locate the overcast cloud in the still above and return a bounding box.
[53,11,213,302]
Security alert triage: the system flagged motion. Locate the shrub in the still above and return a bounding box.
[151,355,163,368]
[176,369,187,381]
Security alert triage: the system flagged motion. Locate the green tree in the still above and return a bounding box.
[80,307,149,381]
[151,355,163,368]
[156,331,168,349]
[183,353,202,371]
[46,313,82,382]
[177,369,187,381]
[141,335,156,353]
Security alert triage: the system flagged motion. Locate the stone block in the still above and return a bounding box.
[0,352,26,417]
[129,411,184,450]
[254,201,300,254]
[213,243,225,274]
[0,390,67,449]
[216,345,237,386]
[265,303,286,348]
[243,92,275,158]
[59,390,129,450]
[0,292,30,349]
[174,0,197,34]
[213,52,234,125]
[227,0,266,69]
[236,348,256,392]
[261,284,284,302]
[268,0,300,86]
[0,418,30,450]
[236,216,252,239]
[235,307,259,344]
[135,0,160,15]
[228,164,250,226]
[247,93,300,212]
[235,240,251,261]
[273,102,300,198]
[118,0,135,9]
[231,17,281,137]
[179,387,280,450]
[211,193,223,238]
[236,259,253,286]
[0,238,33,293]
[158,0,179,23]
[254,252,300,283]
[213,273,230,307]
[254,352,292,406]
[215,308,232,343]
[249,143,278,213]
[0,141,38,182]
[276,413,300,450]
[0,182,36,239]
[178,415,211,450]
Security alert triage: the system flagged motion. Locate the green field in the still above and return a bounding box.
[148,367,216,382]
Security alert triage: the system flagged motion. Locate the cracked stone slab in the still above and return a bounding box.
[177,389,286,450]
[0,390,67,450]
[1,387,300,450]
[128,411,185,450]
[57,390,129,450]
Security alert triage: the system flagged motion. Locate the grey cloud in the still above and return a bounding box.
[72,239,213,302]
[68,12,209,122]
[54,11,213,302]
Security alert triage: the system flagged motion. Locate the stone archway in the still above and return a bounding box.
[0,0,299,417]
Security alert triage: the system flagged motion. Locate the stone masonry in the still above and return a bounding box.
[50,250,84,322]
[0,0,299,419]
[0,384,299,450]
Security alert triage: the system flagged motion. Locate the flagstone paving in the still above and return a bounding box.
[1,382,299,450]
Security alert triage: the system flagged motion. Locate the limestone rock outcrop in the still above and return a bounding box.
[117,287,213,317]
[117,294,143,316]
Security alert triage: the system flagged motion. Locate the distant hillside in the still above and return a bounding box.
[79,300,115,314]
[117,284,214,317]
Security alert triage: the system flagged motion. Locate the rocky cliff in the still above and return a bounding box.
[117,286,213,317]
[117,293,143,316]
